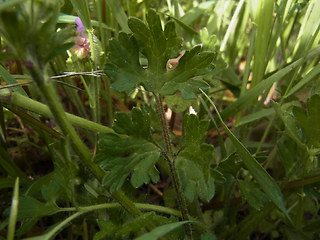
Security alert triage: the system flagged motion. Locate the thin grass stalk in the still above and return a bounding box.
[7,177,19,240]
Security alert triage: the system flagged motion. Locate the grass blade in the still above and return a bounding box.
[293,0,320,59]
[250,0,274,87]
[0,145,27,179]
[105,0,130,33]
[57,14,115,32]
[160,12,198,35]
[235,108,274,127]
[286,63,320,97]
[220,45,320,120]
[7,177,19,240]
[69,0,92,30]
[200,89,290,220]
[24,212,83,240]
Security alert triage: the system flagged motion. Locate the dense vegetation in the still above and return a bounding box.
[0,0,320,239]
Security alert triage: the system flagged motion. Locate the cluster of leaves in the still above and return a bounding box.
[105,9,216,99]
[0,0,74,65]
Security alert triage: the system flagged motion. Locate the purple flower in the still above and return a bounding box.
[72,17,90,59]
[75,17,85,36]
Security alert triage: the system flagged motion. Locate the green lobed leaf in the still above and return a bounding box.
[182,113,209,146]
[97,135,160,192]
[161,46,215,99]
[175,114,215,202]
[105,9,215,99]
[113,107,152,139]
[238,180,269,211]
[165,94,197,113]
[217,152,243,177]
[15,196,59,220]
[176,153,215,202]
[105,33,146,92]
[95,108,160,192]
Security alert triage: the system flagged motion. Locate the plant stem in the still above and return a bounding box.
[154,93,192,237]
[2,91,114,135]
[154,94,173,157]
[26,63,144,219]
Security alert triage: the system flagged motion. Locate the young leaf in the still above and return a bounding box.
[113,107,152,139]
[95,108,160,192]
[238,180,269,211]
[105,33,145,92]
[175,150,215,202]
[97,135,160,192]
[217,152,243,176]
[175,114,215,202]
[16,196,59,220]
[105,9,215,99]
[182,113,209,146]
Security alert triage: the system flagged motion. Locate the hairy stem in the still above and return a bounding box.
[154,94,173,157]
[154,93,192,237]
